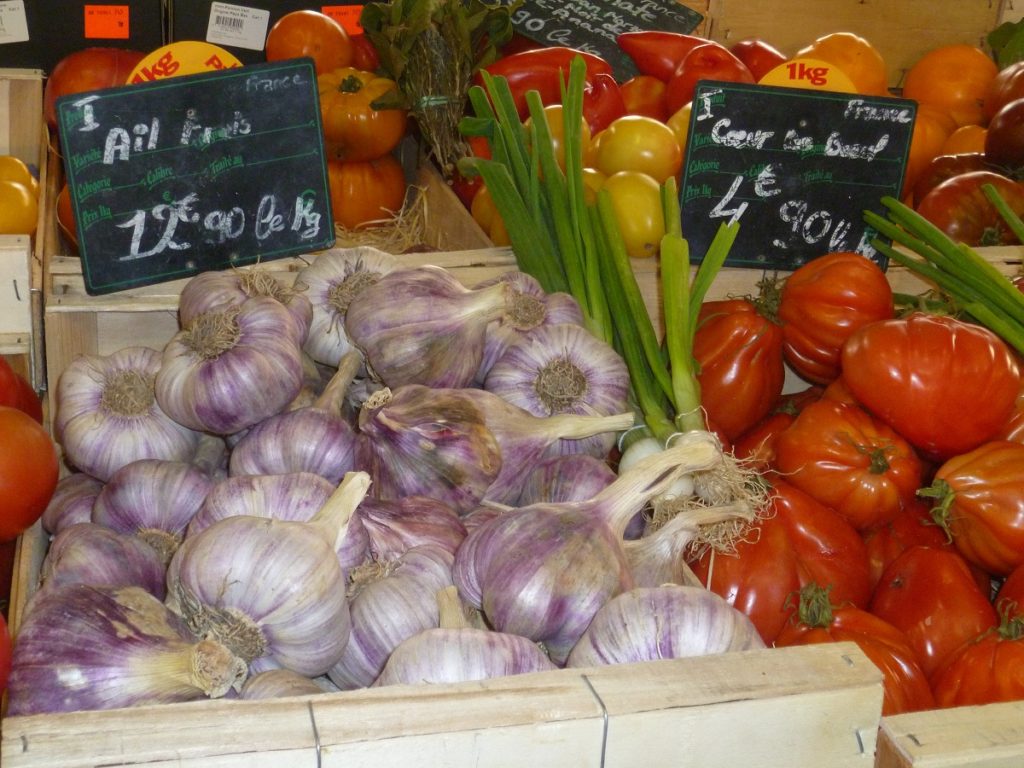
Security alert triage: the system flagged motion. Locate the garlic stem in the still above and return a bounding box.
[310,471,372,554]
[313,350,362,413]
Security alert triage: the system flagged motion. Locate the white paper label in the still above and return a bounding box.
[0,1,30,45]
[205,2,270,51]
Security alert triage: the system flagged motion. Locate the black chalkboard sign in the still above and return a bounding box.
[506,0,703,81]
[679,80,916,271]
[56,58,335,296]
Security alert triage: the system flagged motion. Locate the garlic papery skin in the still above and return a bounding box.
[328,545,455,690]
[41,472,105,535]
[345,264,512,389]
[517,454,617,506]
[178,269,313,346]
[91,459,215,565]
[356,386,502,515]
[55,346,203,482]
[474,271,584,382]
[227,351,362,483]
[240,669,327,700]
[566,585,764,668]
[483,322,631,458]
[39,523,167,599]
[373,587,555,686]
[155,296,305,435]
[166,472,370,676]
[452,432,723,665]
[357,496,466,559]
[293,245,400,367]
[185,472,370,575]
[7,585,247,715]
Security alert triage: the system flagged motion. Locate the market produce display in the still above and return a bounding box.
[4,6,1024,754]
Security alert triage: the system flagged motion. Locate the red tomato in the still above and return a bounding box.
[775,583,935,715]
[930,608,1024,707]
[665,42,755,116]
[264,10,353,75]
[985,98,1024,176]
[327,154,408,230]
[692,298,786,441]
[583,73,628,135]
[911,152,990,207]
[0,357,42,423]
[772,399,925,531]
[983,60,1024,123]
[997,561,1024,608]
[619,75,669,122]
[777,251,894,384]
[0,406,58,542]
[616,31,705,83]
[689,476,872,644]
[870,545,998,678]
[731,385,825,472]
[923,440,1024,576]
[841,313,1022,462]
[349,33,380,72]
[915,170,1024,247]
[43,47,147,128]
[995,380,1024,443]
[728,38,788,82]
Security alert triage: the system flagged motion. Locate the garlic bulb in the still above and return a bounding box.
[453,433,722,664]
[39,523,167,599]
[166,472,369,676]
[474,271,584,381]
[566,585,765,668]
[239,669,328,700]
[345,265,511,388]
[55,346,203,482]
[227,351,362,483]
[483,323,631,458]
[356,386,502,515]
[328,545,455,690]
[41,472,104,535]
[186,472,370,575]
[8,585,247,715]
[357,496,466,559]
[178,268,313,345]
[155,296,305,435]
[293,245,400,367]
[91,459,215,564]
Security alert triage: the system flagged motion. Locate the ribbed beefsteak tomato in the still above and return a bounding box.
[841,313,1022,461]
[772,399,925,531]
[689,475,872,644]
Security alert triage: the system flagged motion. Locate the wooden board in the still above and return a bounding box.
[0,642,881,768]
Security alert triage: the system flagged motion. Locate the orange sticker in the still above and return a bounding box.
[127,42,243,85]
[84,4,131,40]
[322,5,363,35]
[758,58,858,94]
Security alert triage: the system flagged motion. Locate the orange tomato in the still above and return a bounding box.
[902,45,998,128]
[318,68,407,161]
[794,32,889,96]
[941,124,988,155]
[902,105,956,200]
[470,184,510,246]
[327,154,407,230]
[265,10,353,75]
[620,75,669,122]
[0,181,38,235]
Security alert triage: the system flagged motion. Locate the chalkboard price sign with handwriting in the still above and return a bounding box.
[680,80,916,272]
[56,59,335,296]
[506,0,703,80]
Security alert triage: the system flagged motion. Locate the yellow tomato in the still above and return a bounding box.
[526,103,593,172]
[0,156,37,196]
[470,184,510,246]
[0,180,38,235]
[593,114,682,183]
[601,170,664,259]
[666,102,693,156]
[581,167,607,205]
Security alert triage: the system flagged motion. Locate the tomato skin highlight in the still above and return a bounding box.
[841,313,1022,462]
[692,298,785,442]
[870,545,998,678]
[778,251,894,385]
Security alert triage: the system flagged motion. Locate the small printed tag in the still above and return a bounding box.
[321,5,363,34]
[0,0,30,44]
[84,4,131,39]
[206,2,270,52]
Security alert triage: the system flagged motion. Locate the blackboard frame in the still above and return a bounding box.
[679,80,917,272]
[56,58,335,296]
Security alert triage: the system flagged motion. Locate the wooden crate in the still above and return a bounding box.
[0,631,883,768]
[0,68,47,388]
[701,0,1011,89]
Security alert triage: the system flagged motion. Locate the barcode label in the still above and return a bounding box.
[213,15,245,30]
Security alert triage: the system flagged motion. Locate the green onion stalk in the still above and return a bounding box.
[459,58,740,457]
